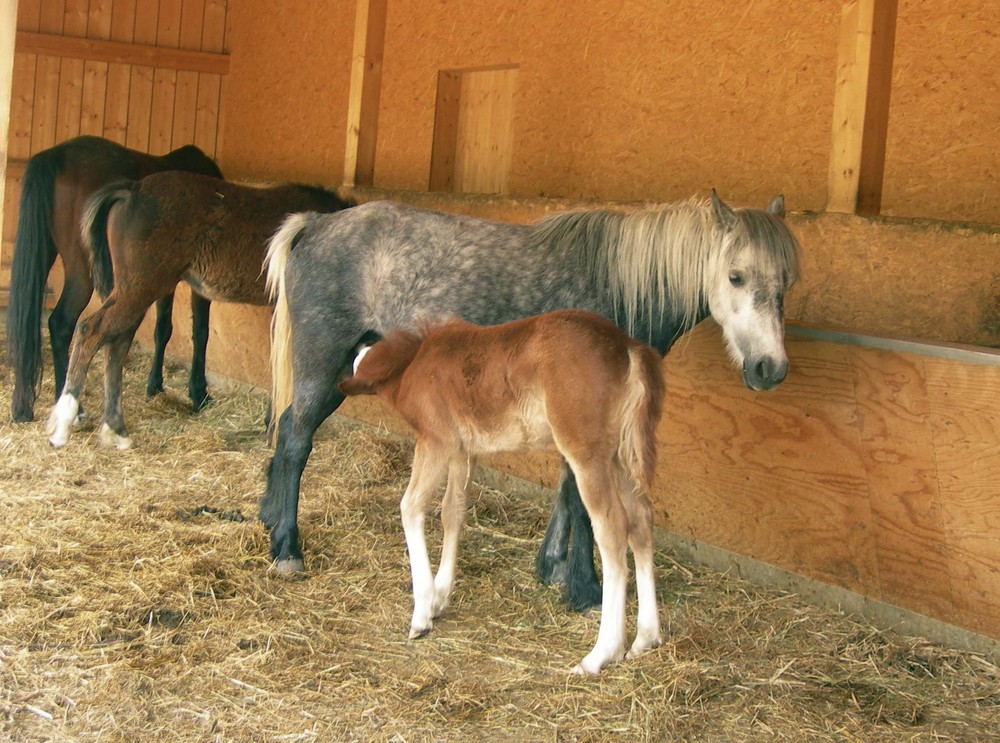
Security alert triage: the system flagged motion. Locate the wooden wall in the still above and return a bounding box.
[1,0,229,301]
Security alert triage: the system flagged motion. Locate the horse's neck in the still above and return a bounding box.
[647,301,710,356]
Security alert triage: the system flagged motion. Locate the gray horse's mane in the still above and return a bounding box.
[528,198,799,337]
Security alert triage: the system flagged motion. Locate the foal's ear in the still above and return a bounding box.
[710,188,739,230]
[767,194,786,219]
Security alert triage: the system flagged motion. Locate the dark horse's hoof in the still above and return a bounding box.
[566,581,603,613]
[11,408,34,423]
[269,557,306,578]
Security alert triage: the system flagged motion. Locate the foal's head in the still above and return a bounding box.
[339,330,422,398]
[705,190,800,391]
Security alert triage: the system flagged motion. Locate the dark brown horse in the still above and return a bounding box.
[6,135,223,422]
[46,171,352,449]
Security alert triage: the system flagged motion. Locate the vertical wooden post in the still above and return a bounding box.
[826,0,898,216]
[0,0,18,261]
[343,0,387,188]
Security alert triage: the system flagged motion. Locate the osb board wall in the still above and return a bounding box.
[3,0,228,298]
[882,0,999,224]
[218,0,354,184]
[373,0,839,211]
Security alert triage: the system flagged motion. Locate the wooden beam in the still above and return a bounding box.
[0,0,17,271]
[826,0,898,216]
[343,0,387,188]
[14,30,230,75]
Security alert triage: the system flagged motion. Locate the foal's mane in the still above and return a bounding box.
[528,198,799,338]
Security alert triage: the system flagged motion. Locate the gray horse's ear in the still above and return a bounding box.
[767,194,786,219]
[710,188,738,230]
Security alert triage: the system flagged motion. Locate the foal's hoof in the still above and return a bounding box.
[99,424,133,450]
[269,557,306,577]
[408,625,432,640]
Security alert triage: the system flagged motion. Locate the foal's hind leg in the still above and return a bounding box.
[100,318,144,449]
[432,454,473,618]
[146,293,174,398]
[566,459,630,675]
[47,302,114,447]
[400,440,452,639]
[620,479,662,659]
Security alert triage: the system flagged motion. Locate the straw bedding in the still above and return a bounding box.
[1,335,999,741]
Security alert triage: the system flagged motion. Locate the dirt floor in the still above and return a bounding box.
[2,338,999,742]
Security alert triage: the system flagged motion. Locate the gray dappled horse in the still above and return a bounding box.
[6,135,222,423]
[264,191,800,610]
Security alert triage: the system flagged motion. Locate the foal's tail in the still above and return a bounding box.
[80,181,133,298]
[6,146,64,421]
[264,212,315,444]
[617,345,666,493]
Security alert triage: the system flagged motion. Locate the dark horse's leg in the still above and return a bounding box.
[262,387,346,572]
[146,293,175,397]
[187,293,212,410]
[49,268,93,403]
[536,462,602,611]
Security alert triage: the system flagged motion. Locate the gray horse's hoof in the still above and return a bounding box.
[270,557,306,577]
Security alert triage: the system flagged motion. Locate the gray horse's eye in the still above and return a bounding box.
[729,271,745,288]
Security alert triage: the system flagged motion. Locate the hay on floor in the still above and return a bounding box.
[1,338,999,742]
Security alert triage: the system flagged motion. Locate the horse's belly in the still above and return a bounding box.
[459,402,553,454]
[183,271,266,305]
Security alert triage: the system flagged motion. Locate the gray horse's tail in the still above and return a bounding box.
[80,181,133,298]
[264,212,317,444]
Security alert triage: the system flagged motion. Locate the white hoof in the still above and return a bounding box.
[99,424,132,450]
[409,623,432,640]
[47,395,79,448]
[626,630,663,660]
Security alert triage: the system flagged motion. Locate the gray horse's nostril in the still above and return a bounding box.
[745,357,788,390]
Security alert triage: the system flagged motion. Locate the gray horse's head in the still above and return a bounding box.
[705,190,799,391]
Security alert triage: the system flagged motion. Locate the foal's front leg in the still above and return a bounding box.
[400,441,450,639]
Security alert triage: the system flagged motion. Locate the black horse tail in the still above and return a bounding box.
[80,181,133,299]
[6,146,64,421]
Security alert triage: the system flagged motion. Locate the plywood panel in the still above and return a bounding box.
[194,0,227,155]
[104,0,137,144]
[80,0,113,136]
[428,70,461,192]
[171,0,205,148]
[852,347,952,619]
[54,0,89,143]
[924,360,1000,636]
[150,0,182,154]
[453,67,517,195]
[125,0,159,152]
[30,0,64,153]
[660,326,879,594]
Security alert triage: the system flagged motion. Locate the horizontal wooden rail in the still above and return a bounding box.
[14,31,229,75]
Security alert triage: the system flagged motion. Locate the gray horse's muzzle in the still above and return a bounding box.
[742,355,788,391]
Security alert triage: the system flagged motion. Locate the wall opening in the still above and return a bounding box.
[429,65,517,194]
